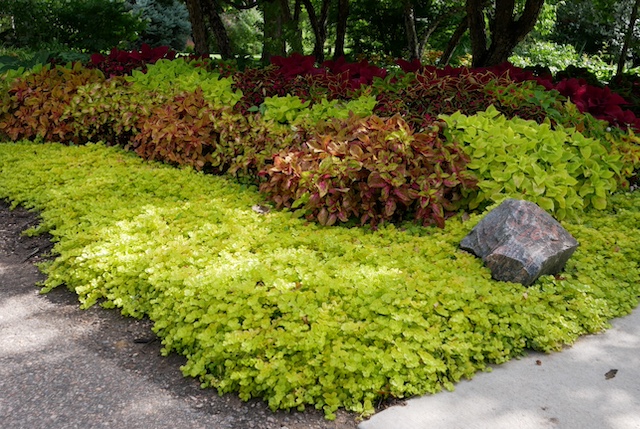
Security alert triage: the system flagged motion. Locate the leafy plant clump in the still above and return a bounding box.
[127,58,243,108]
[260,115,477,228]
[441,106,625,219]
[0,142,638,419]
[130,89,248,171]
[0,63,105,143]
[257,94,377,125]
[87,44,176,77]
[64,77,160,146]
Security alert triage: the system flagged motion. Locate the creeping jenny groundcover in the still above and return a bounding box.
[0,141,639,419]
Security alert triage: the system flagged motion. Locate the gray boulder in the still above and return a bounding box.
[460,199,579,286]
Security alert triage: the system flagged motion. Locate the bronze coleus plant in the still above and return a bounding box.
[0,63,104,143]
[259,114,478,228]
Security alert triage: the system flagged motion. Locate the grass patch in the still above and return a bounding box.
[0,141,639,418]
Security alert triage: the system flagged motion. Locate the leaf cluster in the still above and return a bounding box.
[373,68,520,130]
[232,55,386,115]
[87,44,176,77]
[555,78,640,132]
[392,60,640,133]
[257,94,377,126]
[64,77,157,146]
[0,63,105,143]
[127,58,243,108]
[130,89,245,171]
[442,106,625,218]
[260,115,477,228]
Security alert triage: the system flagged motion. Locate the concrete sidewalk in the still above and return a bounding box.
[360,308,640,429]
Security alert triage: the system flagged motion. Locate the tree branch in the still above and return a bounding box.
[219,0,259,10]
[438,14,468,66]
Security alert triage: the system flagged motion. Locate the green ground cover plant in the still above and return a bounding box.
[0,141,638,419]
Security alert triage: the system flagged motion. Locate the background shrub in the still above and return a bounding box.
[1,0,143,52]
[88,44,176,77]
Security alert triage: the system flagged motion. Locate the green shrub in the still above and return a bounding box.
[258,95,311,124]
[297,95,378,125]
[259,115,477,228]
[127,58,243,108]
[510,41,581,75]
[441,106,624,218]
[257,94,377,125]
[510,41,616,82]
[64,77,162,146]
[2,0,143,52]
[0,50,50,74]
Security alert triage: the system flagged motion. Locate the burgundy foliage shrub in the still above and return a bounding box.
[554,78,640,131]
[232,55,386,114]
[87,44,176,77]
[395,59,639,132]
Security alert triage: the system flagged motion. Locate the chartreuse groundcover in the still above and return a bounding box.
[0,141,639,419]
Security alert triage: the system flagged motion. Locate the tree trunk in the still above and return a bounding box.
[184,0,210,55]
[302,0,330,62]
[403,0,419,60]
[468,0,545,67]
[438,15,468,66]
[280,0,303,53]
[203,0,234,58]
[261,0,286,63]
[291,0,304,53]
[334,0,349,59]
[616,0,640,77]
[466,0,487,66]
[418,19,441,59]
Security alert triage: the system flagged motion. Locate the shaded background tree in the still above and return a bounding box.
[1,0,143,52]
[129,0,192,50]
[1,0,639,78]
[466,0,545,67]
[553,0,640,69]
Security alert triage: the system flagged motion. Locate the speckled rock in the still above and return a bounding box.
[460,199,579,286]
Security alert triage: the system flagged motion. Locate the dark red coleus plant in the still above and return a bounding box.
[88,44,176,77]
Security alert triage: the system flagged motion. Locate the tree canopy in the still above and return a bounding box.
[1,0,638,72]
